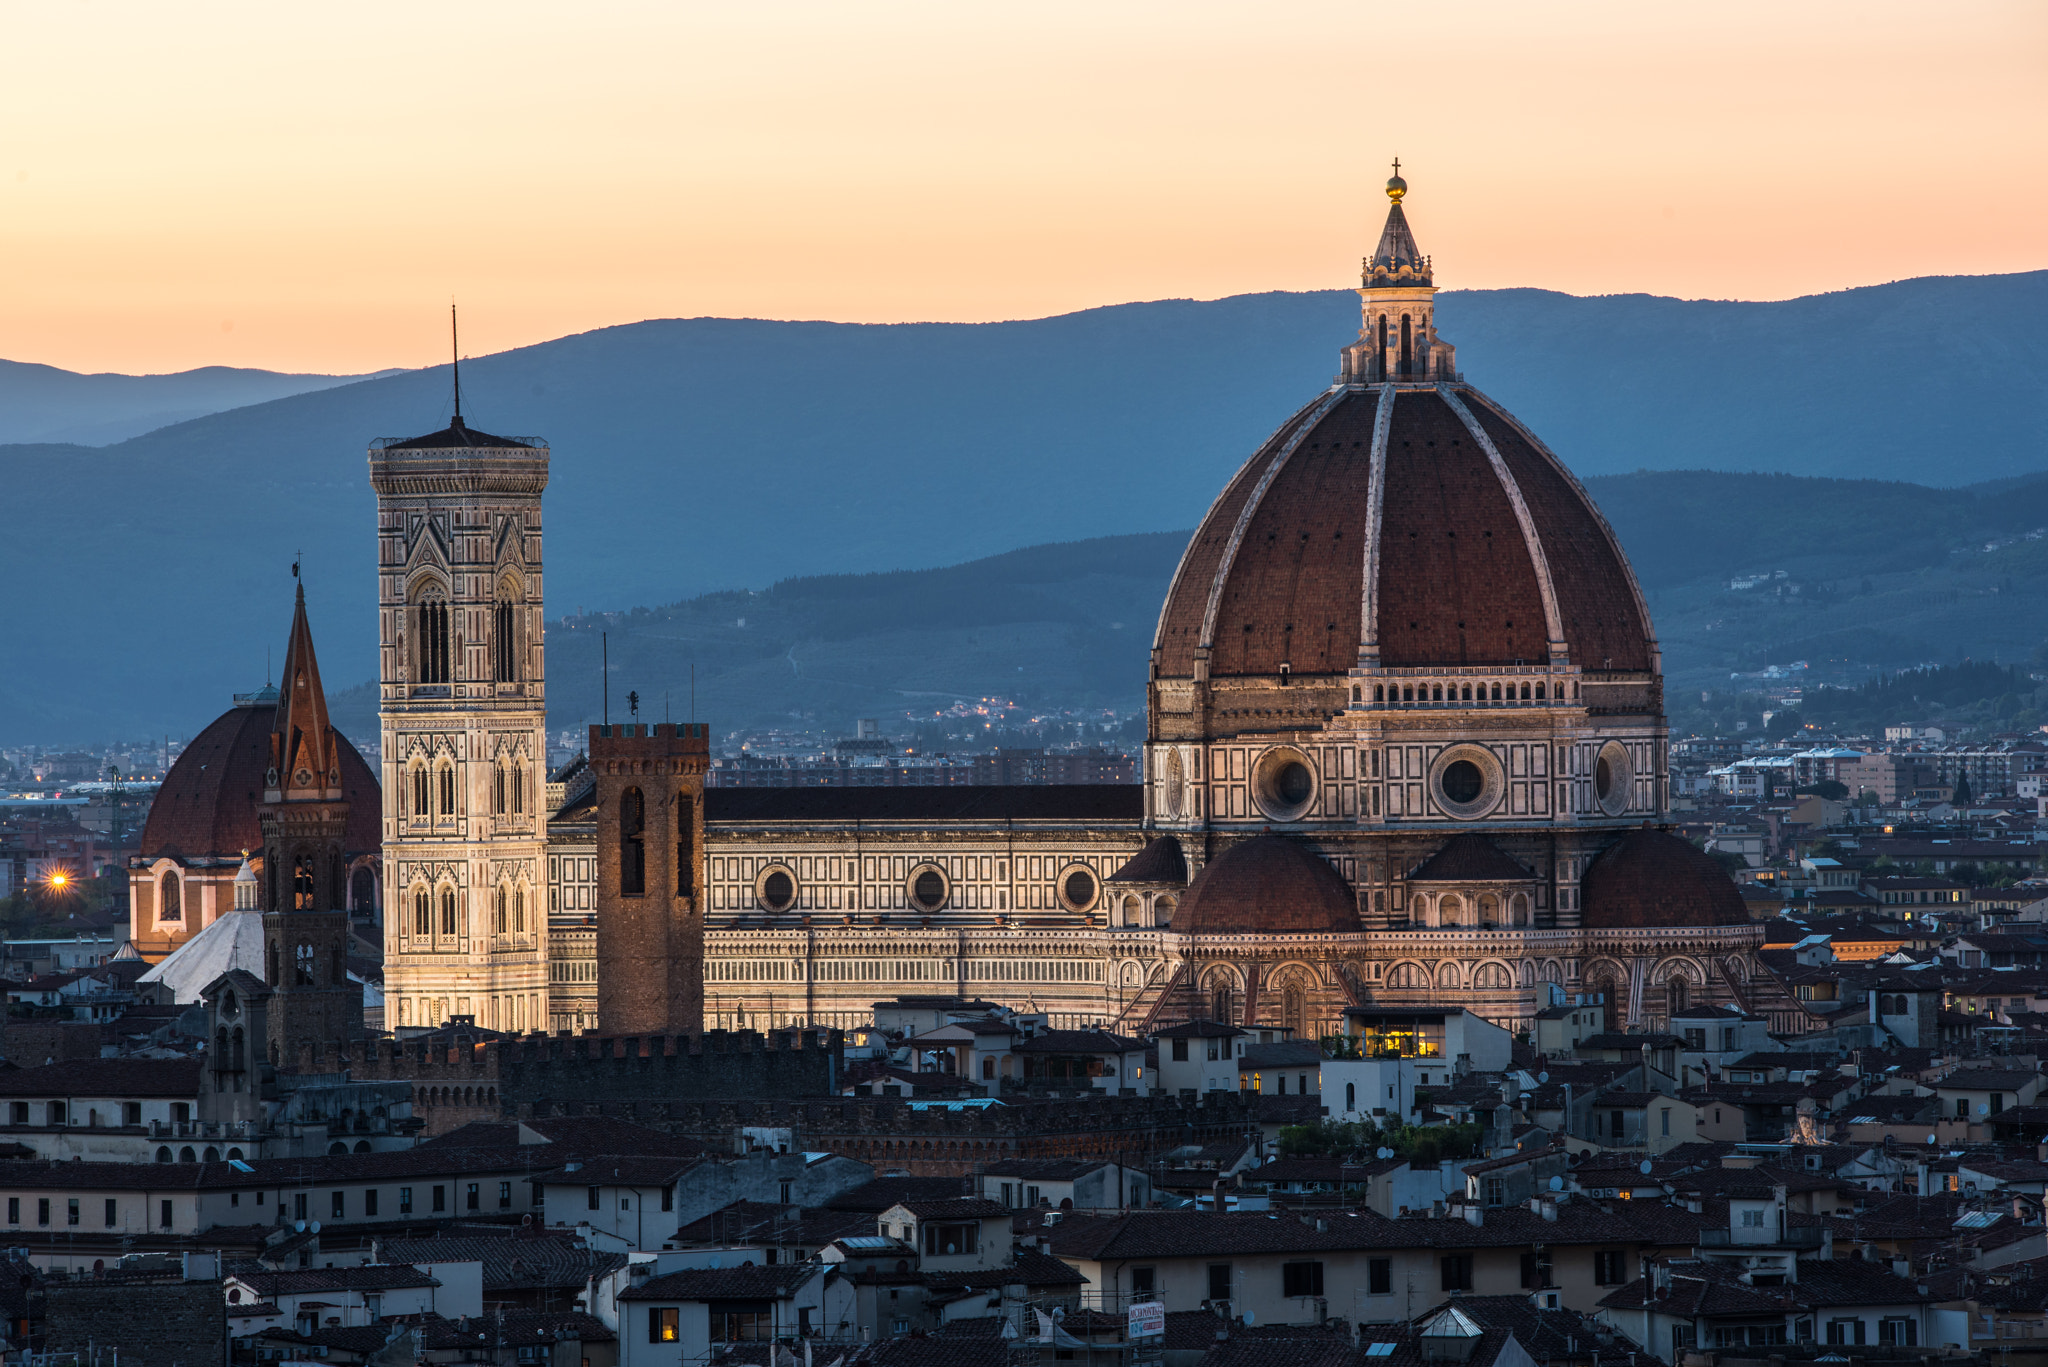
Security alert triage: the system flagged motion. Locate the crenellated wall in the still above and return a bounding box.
[303,1027,844,1134]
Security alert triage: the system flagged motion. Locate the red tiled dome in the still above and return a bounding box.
[1153,386,1653,677]
[140,698,380,863]
[1174,835,1359,935]
[1580,828,1750,930]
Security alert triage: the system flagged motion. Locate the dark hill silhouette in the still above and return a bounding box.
[4,270,2045,742]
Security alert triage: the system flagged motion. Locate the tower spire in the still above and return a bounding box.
[451,301,464,428]
[267,582,341,803]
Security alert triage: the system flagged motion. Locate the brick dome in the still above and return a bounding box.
[1174,834,1360,935]
[1579,828,1750,930]
[140,695,380,863]
[1154,384,1653,679]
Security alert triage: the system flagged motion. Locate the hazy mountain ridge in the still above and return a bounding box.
[6,270,2046,743]
[0,359,401,446]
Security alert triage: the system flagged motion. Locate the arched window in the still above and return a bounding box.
[414,587,451,685]
[411,764,429,817]
[1282,984,1307,1038]
[1346,1082,1356,1111]
[438,763,455,816]
[160,872,182,922]
[1437,894,1463,927]
[495,884,508,934]
[493,583,518,683]
[514,884,526,933]
[293,856,315,911]
[1536,683,1547,700]
[293,942,315,986]
[493,763,506,815]
[1400,313,1413,376]
[413,887,431,936]
[620,787,646,897]
[350,867,375,916]
[1666,977,1689,1016]
[511,764,523,815]
[1155,896,1175,929]
[440,887,457,938]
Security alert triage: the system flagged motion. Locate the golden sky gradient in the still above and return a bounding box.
[3,0,2043,375]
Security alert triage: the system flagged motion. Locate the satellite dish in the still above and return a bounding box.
[310,1222,321,1234]
[1640,1160,1654,1176]
[1538,1072,1550,1084]
[1927,1133,1938,1145]
[1979,1103,1991,1115]
[1377,1147,1394,1160]
[294,1221,306,1233]
[1548,1176,1564,1191]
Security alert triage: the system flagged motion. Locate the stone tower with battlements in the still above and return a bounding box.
[590,722,709,1035]
[372,415,551,1035]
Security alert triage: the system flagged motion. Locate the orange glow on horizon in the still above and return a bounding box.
[0,0,2043,375]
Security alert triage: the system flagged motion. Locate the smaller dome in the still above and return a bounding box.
[1174,835,1360,936]
[1108,837,1188,887]
[1580,828,1750,930]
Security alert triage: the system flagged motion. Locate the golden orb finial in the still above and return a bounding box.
[1386,156,1407,204]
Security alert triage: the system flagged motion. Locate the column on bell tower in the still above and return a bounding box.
[371,414,551,1037]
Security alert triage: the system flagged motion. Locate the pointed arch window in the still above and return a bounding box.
[293,856,315,911]
[510,764,523,815]
[493,580,519,683]
[620,787,646,897]
[414,887,431,937]
[514,884,526,933]
[438,763,456,816]
[413,586,451,685]
[495,884,508,934]
[493,763,506,815]
[440,887,458,938]
[411,764,429,818]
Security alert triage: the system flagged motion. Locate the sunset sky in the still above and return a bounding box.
[3,0,2043,376]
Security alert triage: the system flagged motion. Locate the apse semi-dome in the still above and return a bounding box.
[1173,834,1360,936]
[1579,828,1750,930]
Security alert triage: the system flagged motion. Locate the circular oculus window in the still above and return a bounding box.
[908,866,949,912]
[1252,747,1318,821]
[1595,740,1634,817]
[755,866,798,912]
[1058,866,1098,912]
[1429,745,1504,820]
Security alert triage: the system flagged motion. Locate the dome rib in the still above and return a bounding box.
[1193,387,1350,655]
[1151,393,1332,666]
[1356,383,1396,668]
[1461,386,1661,674]
[1438,386,1566,661]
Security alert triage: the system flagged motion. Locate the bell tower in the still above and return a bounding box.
[259,583,364,1062]
[371,404,551,1037]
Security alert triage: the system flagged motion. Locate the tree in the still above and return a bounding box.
[1948,861,1984,889]
[1796,781,1849,801]
[1951,772,1974,807]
